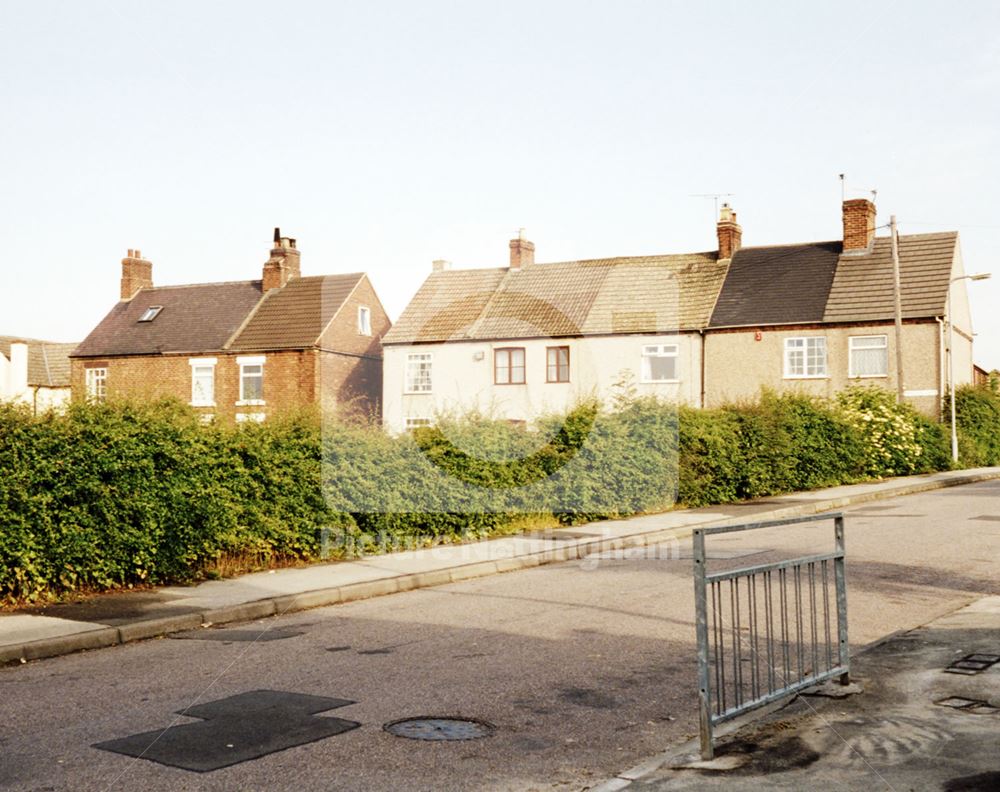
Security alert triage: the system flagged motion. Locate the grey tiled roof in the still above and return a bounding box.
[709,242,842,327]
[823,233,957,322]
[72,281,265,357]
[383,253,727,344]
[0,336,76,387]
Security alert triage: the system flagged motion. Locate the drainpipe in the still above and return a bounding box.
[699,329,706,409]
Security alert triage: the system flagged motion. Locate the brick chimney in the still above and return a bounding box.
[842,198,876,251]
[509,229,534,270]
[716,203,742,260]
[120,249,153,300]
[262,227,302,290]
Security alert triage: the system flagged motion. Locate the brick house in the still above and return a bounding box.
[70,231,390,422]
[382,199,978,430]
[1,336,76,413]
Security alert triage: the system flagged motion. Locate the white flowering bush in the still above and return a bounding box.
[837,386,925,477]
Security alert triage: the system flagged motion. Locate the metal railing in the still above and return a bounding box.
[694,513,849,760]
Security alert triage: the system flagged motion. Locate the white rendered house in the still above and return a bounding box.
[381,233,728,433]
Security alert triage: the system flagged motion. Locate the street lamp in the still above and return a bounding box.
[949,272,992,463]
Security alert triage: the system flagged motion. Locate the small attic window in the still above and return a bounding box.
[138,306,163,322]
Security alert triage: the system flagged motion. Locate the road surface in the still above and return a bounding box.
[2,480,998,791]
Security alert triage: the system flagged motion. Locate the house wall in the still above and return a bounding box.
[31,386,71,414]
[316,274,390,418]
[0,343,29,404]
[704,321,944,416]
[382,333,703,433]
[70,350,318,422]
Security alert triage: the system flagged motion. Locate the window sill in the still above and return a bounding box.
[190,402,216,408]
[546,380,571,384]
[849,374,888,380]
[403,391,433,396]
[783,376,829,381]
[236,399,265,406]
[494,382,527,387]
[640,379,681,385]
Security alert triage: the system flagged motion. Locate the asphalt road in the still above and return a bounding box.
[2,481,999,792]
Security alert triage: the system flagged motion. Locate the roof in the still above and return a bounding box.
[823,232,957,323]
[228,273,365,352]
[708,232,958,328]
[0,336,77,387]
[72,273,369,358]
[709,242,842,327]
[383,253,728,344]
[72,281,265,357]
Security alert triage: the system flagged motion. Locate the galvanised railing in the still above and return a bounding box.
[694,513,849,760]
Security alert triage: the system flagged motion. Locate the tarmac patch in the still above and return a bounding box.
[557,687,618,710]
[93,690,360,772]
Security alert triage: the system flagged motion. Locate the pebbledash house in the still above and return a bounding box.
[70,230,390,422]
[381,199,978,433]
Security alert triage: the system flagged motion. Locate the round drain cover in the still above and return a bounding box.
[384,717,494,741]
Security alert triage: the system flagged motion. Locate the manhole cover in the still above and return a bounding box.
[384,717,494,741]
[944,653,1000,675]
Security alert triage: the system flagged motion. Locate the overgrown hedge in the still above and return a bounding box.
[950,384,1000,466]
[0,384,980,604]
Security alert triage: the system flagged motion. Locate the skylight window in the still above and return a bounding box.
[138,306,163,322]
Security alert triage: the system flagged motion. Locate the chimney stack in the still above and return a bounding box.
[432,259,451,272]
[262,227,302,290]
[842,198,876,251]
[509,228,534,270]
[120,249,153,300]
[716,203,742,260]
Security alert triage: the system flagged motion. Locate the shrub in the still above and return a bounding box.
[950,385,1000,466]
[836,386,930,477]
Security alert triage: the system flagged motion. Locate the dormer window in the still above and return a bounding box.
[138,306,163,322]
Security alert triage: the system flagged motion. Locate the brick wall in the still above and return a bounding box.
[70,349,319,422]
[842,199,876,251]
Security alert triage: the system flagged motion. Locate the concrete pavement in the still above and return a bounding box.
[604,595,1000,791]
[3,467,999,666]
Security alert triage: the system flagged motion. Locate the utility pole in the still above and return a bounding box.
[890,216,905,403]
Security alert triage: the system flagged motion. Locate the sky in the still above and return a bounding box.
[2,1,1000,367]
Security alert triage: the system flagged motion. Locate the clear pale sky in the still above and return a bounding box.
[3,1,999,367]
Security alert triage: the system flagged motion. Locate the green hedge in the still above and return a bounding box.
[950,385,1000,466]
[0,385,975,604]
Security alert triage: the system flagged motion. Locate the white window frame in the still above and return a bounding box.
[405,352,433,394]
[784,337,828,379]
[640,344,680,383]
[405,417,433,431]
[189,357,217,407]
[357,306,372,336]
[85,367,107,402]
[236,412,266,424]
[848,335,889,379]
[236,355,266,406]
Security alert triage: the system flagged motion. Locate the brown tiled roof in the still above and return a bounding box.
[72,281,265,357]
[709,242,842,327]
[229,274,365,351]
[0,337,77,387]
[823,232,957,322]
[383,253,727,344]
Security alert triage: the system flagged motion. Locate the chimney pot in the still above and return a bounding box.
[716,204,742,260]
[263,228,302,290]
